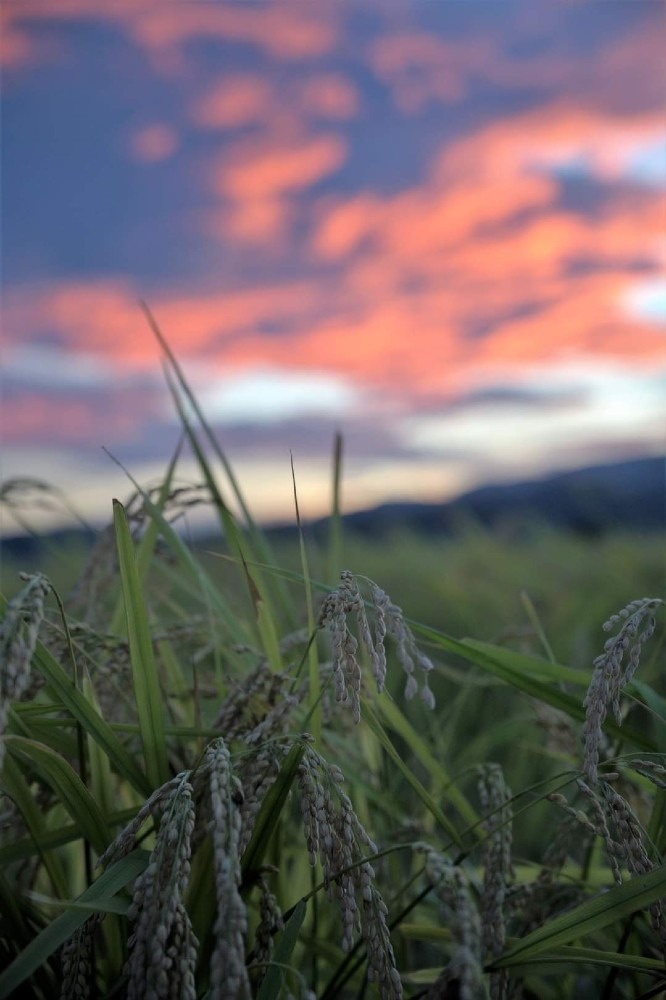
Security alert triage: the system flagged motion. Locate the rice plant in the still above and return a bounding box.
[1,325,664,999]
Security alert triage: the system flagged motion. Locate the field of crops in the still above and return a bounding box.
[1,341,664,1000]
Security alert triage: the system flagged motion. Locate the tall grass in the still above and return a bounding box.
[1,325,665,999]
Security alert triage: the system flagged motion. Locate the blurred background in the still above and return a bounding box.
[2,0,665,540]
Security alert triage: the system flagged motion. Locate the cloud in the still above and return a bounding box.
[3,389,150,446]
[214,134,347,201]
[128,123,179,163]
[621,280,666,326]
[129,4,339,63]
[194,368,360,423]
[397,363,666,482]
[0,17,53,70]
[3,2,339,64]
[207,132,348,243]
[4,1,664,536]
[4,344,124,389]
[368,31,485,111]
[192,72,358,131]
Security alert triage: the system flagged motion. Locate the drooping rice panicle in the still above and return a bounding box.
[59,916,101,1000]
[318,571,436,721]
[253,874,284,972]
[479,764,513,1000]
[0,572,51,768]
[205,738,251,1000]
[629,757,666,789]
[582,598,662,783]
[423,849,484,1000]
[126,773,198,1000]
[296,744,401,998]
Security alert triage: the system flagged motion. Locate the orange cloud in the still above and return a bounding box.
[3,2,339,62]
[215,134,347,201]
[129,4,338,63]
[192,74,274,129]
[368,31,485,111]
[192,72,358,132]
[298,74,358,119]
[4,392,140,445]
[4,6,664,417]
[129,123,178,163]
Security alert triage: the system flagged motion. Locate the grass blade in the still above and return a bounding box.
[4,736,110,856]
[241,740,306,883]
[0,851,149,999]
[492,864,666,966]
[31,638,152,796]
[256,898,307,1000]
[362,703,464,849]
[113,499,170,789]
[375,695,478,829]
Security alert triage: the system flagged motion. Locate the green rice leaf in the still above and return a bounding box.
[327,431,343,586]
[497,943,666,975]
[375,695,479,830]
[0,598,151,796]
[241,740,306,883]
[0,807,139,865]
[113,499,170,789]
[362,703,464,849]
[0,850,149,999]
[492,864,666,966]
[256,898,307,1000]
[414,625,655,752]
[4,735,110,856]
[0,753,68,898]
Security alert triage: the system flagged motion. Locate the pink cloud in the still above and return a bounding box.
[128,123,178,163]
[205,132,348,244]
[368,31,483,111]
[129,4,338,62]
[214,134,347,201]
[192,72,358,132]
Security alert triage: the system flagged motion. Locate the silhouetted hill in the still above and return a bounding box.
[324,456,665,539]
[1,458,663,564]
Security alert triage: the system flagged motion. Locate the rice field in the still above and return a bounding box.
[1,331,664,999]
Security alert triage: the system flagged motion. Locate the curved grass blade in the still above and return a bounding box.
[142,301,294,625]
[256,898,307,1000]
[496,943,666,975]
[109,434,182,636]
[362,703,464,849]
[0,807,139,865]
[4,735,110,856]
[291,454,320,743]
[492,864,666,967]
[375,694,479,830]
[413,625,655,753]
[241,740,306,884]
[327,431,343,586]
[103,455,249,651]
[0,597,151,796]
[0,850,149,999]
[0,753,68,898]
[113,499,169,789]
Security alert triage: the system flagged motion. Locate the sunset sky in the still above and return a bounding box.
[2,1,665,535]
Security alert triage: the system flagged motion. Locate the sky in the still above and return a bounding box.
[2,0,665,536]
